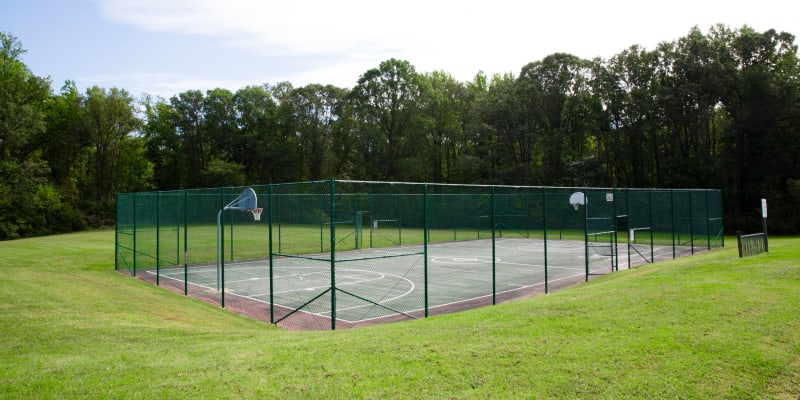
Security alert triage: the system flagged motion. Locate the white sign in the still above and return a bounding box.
[606,193,614,202]
[761,198,768,218]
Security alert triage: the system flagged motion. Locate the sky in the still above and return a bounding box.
[2,0,799,100]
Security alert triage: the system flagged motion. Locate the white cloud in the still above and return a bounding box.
[91,0,800,97]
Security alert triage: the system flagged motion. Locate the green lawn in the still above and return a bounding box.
[1,230,798,398]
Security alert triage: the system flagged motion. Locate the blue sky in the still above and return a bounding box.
[3,0,798,99]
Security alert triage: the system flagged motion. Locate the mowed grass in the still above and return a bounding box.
[1,231,798,399]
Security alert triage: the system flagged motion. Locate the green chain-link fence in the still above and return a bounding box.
[116,180,724,330]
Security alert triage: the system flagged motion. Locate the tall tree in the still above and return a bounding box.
[718,26,800,231]
[81,86,140,207]
[517,53,597,185]
[479,73,525,183]
[421,71,467,183]
[170,90,208,188]
[285,84,349,180]
[594,46,661,186]
[351,59,427,180]
[0,32,62,238]
[233,85,278,183]
[142,95,182,189]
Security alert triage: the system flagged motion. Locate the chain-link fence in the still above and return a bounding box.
[116,180,724,330]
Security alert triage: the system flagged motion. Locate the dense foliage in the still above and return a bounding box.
[1,25,798,239]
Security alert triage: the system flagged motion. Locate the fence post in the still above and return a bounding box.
[423,184,429,318]
[156,191,161,286]
[762,198,769,253]
[132,192,137,277]
[183,189,188,296]
[670,190,676,259]
[115,194,119,271]
[220,188,225,308]
[649,190,654,264]
[491,185,497,305]
[584,190,590,282]
[268,185,274,324]
[689,191,695,255]
[736,231,743,258]
[330,179,337,330]
[612,188,618,272]
[705,190,711,250]
[542,188,548,294]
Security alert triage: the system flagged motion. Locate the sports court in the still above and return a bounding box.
[118,180,723,330]
[141,235,684,330]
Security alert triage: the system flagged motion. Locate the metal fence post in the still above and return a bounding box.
[670,190,676,259]
[491,186,497,304]
[542,188,548,294]
[584,189,589,282]
[705,190,711,250]
[330,178,337,330]
[132,192,137,277]
[156,191,161,286]
[423,184,429,318]
[183,189,188,296]
[268,185,274,324]
[649,190,654,264]
[115,193,119,271]
[220,188,226,308]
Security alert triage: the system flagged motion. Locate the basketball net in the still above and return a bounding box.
[248,208,263,221]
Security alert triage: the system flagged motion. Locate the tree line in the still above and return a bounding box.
[1,24,799,239]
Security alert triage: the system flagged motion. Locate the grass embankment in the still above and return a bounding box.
[1,231,798,398]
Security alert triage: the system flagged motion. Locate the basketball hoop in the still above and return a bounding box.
[569,192,587,211]
[248,208,263,221]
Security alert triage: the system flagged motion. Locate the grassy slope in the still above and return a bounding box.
[1,231,798,399]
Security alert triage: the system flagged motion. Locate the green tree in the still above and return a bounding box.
[718,27,800,232]
[233,85,278,183]
[0,32,62,238]
[517,53,597,185]
[351,59,427,180]
[81,86,141,208]
[420,71,467,183]
[655,27,728,187]
[171,90,209,188]
[204,88,237,162]
[142,95,182,189]
[481,72,529,183]
[285,84,350,180]
[594,46,661,186]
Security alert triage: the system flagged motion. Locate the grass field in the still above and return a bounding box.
[1,230,798,398]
